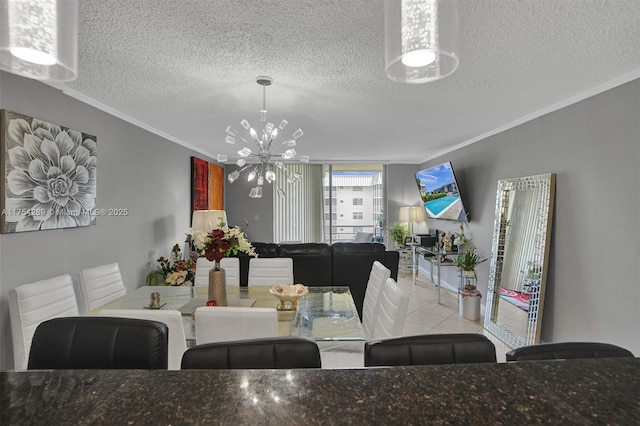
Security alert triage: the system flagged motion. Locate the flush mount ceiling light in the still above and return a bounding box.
[384,0,459,84]
[217,76,309,199]
[0,0,78,82]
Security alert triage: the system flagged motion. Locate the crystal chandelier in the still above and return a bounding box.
[217,76,309,198]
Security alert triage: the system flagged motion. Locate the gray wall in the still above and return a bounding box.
[421,79,640,354]
[384,164,429,242]
[224,165,274,243]
[0,72,214,369]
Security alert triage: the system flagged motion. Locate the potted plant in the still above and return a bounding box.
[453,223,470,253]
[454,245,487,290]
[390,223,408,247]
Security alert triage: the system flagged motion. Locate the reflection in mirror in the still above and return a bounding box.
[484,174,556,348]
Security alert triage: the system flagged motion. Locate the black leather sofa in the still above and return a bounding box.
[235,242,399,319]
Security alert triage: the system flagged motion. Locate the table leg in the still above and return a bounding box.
[437,260,441,304]
[412,245,417,285]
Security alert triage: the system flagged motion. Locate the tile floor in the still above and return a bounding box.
[396,273,512,362]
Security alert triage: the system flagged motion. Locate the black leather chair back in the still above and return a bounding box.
[365,333,497,367]
[181,337,322,369]
[506,342,634,361]
[28,316,169,369]
[279,243,332,286]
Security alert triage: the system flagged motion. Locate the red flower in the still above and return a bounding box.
[204,229,235,263]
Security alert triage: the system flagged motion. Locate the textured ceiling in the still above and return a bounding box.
[56,0,640,164]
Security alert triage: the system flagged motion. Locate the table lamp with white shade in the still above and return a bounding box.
[398,206,424,236]
[191,210,227,232]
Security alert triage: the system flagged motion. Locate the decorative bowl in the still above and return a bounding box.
[269,284,309,310]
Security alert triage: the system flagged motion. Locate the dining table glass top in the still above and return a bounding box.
[89,285,365,343]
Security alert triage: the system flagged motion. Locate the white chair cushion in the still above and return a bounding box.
[370,278,410,340]
[8,274,80,370]
[194,306,278,345]
[248,258,294,287]
[362,261,391,337]
[78,262,126,312]
[99,309,187,370]
[194,257,240,287]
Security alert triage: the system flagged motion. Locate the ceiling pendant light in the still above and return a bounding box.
[0,0,79,82]
[217,76,309,199]
[384,0,459,84]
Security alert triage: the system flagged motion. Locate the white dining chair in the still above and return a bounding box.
[194,257,240,287]
[8,274,80,370]
[194,306,278,345]
[248,258,294,287]
[362,261,391,338]
[98,309,187,370]
[78,262,126,312]
[370,278,410,340]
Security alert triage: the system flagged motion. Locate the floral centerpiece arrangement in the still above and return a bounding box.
[186,225,256,268]
[147,243,196,286]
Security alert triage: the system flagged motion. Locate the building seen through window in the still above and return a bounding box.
[322,165,384,243]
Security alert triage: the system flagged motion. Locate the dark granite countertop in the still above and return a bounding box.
[2,358,639,425]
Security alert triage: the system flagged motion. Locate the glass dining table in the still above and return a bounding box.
[88,285,366,368]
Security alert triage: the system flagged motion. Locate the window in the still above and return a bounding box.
[322,164,384,244]
[324,197,337,206]
[324,212,337,221]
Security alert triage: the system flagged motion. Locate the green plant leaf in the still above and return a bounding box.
[146,270,167,286]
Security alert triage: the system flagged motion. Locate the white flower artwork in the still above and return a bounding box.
[1,110,97,233]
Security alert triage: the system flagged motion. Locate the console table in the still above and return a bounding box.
[411,244,459,303]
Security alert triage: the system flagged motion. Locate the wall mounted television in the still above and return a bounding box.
[415,161,469,222]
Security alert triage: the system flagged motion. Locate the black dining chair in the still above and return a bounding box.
[365,333,497,367]
[28,316,169,369]
[506,342,635,361]
[181,336,322,369]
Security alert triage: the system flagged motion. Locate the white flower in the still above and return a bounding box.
[188,228,209,253]
[166,270,188,285]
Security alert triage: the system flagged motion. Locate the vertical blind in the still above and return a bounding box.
[273,164,323,243]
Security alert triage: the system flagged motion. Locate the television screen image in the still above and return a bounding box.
[415,162,469,222]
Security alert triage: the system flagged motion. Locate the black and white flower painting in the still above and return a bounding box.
[1,110,97,233]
